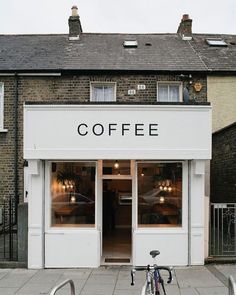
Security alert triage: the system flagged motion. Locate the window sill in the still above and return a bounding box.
[0,128,8,133]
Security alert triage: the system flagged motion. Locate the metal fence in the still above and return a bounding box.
[210,203,236,257]
[0,197,18,261]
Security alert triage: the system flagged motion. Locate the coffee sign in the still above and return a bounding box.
[24,104,211,160]
[77,123,158,136]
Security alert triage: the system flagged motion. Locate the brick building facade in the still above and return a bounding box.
[0,8,234,266]
[211,122,236,203]
[0,73,207,206]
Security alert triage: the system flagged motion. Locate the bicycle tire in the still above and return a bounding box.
[156,280,166,295]
[144,278,155,295]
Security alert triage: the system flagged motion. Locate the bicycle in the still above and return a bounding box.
[131,250,172,295]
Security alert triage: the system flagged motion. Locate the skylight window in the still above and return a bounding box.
[206,39,228,47]
[123,40,138,48]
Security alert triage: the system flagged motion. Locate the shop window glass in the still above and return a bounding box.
[103,160,130,175]
[138,162,182,227]
[50,162,96,227]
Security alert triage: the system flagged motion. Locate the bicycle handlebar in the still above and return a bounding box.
[131,265,173,286]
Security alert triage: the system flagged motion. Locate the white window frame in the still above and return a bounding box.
[135,160,188,233]
[0,82,6,132]
[90,82,116,102]
[45,160,98,231]
[157,81,183,102]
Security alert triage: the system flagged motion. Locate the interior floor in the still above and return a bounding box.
[102,228,131,264]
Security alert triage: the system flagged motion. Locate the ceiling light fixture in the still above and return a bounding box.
[114,160,119,169]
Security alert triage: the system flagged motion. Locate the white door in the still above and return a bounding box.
[44,161,100,268]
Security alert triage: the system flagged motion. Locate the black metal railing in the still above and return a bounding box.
[0,197,18,261]
[210,203,236,257]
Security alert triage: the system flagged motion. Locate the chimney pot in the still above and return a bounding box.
[71,5,78,16]
[177,14,192,40]
[69,5,82,40]
[182,14,189,21]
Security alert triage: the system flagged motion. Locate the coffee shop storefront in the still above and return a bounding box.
[24,104,211,268]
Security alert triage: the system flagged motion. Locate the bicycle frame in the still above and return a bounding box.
[143,270,154,295]
[131,265,172,295]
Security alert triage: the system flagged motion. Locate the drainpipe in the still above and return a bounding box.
[8,73,19,261]
[14,73,19,220]
[188,160,191,266]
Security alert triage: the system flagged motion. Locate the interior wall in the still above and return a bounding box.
[103,179,132,228]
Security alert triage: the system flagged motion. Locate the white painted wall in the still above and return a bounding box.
[24,105,212,268]
[190,160,205,265]
[204,196,210,259]
[45,231,100,268]
[24,104,212,160]
[28,160,44,269]
[134,231,188,266]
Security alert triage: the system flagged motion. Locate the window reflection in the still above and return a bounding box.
[51,162,96,227]
[138,162,182,227]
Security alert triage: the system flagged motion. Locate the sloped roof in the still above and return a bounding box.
[0,33,235,72]
[0,33,206,72]
[190,34,236,72]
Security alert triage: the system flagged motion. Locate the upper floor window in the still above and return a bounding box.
[0,82,4,130]
[90,82,116,102]
[157,82,182,102]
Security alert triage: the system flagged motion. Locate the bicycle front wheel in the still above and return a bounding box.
[155,281,166,295]
[143,279,155,295]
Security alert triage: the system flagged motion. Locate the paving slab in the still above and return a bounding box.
[175,266,224,288]
[0,288,19,295]
[196,286,228,295]
[0,269,11,280]
[0,265,232,295]
[215,264,236,279]
[180,288,199,295]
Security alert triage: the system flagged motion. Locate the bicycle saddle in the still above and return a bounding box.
[150,250,160,258]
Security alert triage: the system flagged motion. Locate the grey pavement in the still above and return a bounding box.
[0,264,234,295]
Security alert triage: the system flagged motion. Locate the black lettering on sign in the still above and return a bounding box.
[122,124,131,136]
[78,124,88,136]
[109,124,117,136]
[92,124,104,136]
[135,124,144,136]
[149,124,158,136]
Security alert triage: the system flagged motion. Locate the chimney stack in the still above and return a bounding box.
[68,5,82,40]
[177,14,192,40]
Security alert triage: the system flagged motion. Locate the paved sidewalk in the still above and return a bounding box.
[0,264,234,295]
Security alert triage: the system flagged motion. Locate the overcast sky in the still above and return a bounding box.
[0,0,236,35]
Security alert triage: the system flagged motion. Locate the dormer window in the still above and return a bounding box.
[90,82,116,102]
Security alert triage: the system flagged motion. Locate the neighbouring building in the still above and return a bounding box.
[211,122,236,203]
[190,35,236,133]
[185,27,236,258]
[2,8,229,268]
[210,122,236,257]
